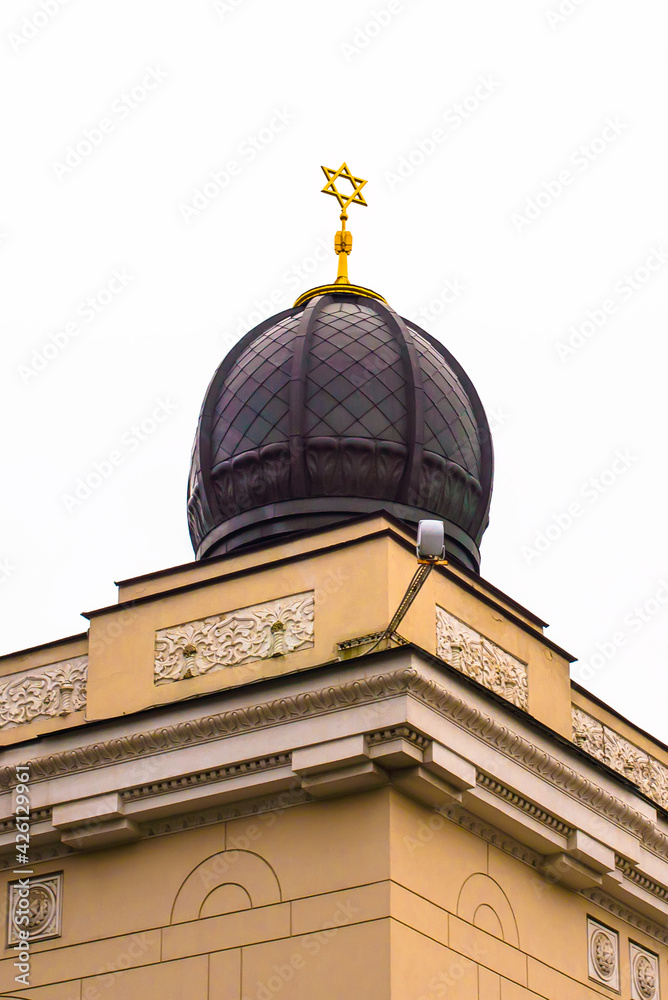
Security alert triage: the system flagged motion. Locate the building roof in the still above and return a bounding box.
[188,290,493,571]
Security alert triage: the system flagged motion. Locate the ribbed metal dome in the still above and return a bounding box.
[188,291,493,571]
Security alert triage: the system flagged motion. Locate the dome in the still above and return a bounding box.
[188,290,493,572]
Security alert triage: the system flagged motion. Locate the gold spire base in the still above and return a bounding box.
[293,283,387,308]
[309,162,380,307]
[335,249,350,284]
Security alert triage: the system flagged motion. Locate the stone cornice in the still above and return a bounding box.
[0,806,50,837]
[401,668,668,860]
[475,772,573,836]
[440,803,545,871]
[582,888,668,946]
[0,669,413,788]
[367,725,430,751]
[444,811,668,947]
[2,789,665,949]
[2,661,666,863]
[0,658,665,943]
[615,855,668,903]
[0,787,311,872]
[120,753,292,802]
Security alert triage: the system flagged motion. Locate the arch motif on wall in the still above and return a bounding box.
[456,873,519,947]
[170,850,281,925]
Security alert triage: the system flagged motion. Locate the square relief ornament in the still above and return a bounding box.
[7,872,63,945]
[630,942,659,1000]
[587,917,620,992]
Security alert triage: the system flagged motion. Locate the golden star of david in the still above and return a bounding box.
[321,163,368,212]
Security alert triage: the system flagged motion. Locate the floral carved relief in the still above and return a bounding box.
[7,873,63,945]
[630,942,659,1000]
[0,657,87,729]
[573,707,668,811]
[587,918,620,991]
[572,707,604,755]
[436,606,528,710]
[154,592,315,685]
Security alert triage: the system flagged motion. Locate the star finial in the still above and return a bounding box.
[320,162,368,284]
[321,163,368,212]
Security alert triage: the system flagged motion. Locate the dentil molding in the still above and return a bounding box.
[1,664,667,864]
[583,889,668,948]
[0,662,666,946]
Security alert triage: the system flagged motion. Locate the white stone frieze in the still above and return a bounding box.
[0,656,87,730]
[573,706,668,812]
[436,606,528,710]
[154,591,315,685]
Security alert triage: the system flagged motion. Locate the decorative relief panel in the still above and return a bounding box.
[154,591,315,685]
[0,657,87,730]
[7,872,63,945]
[573,707,668,811]
[436,606,528,710]
[630,942,660,1000]
[587,917,620,992]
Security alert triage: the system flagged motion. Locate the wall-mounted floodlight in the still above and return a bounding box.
[416,519,446,563]
[367,520,448,653]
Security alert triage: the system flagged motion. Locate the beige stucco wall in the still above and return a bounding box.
[0,516,576,742]
[1,515,666,999]
[1,788,664,998]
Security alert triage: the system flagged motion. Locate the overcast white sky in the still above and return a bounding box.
[2,0,667,742]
